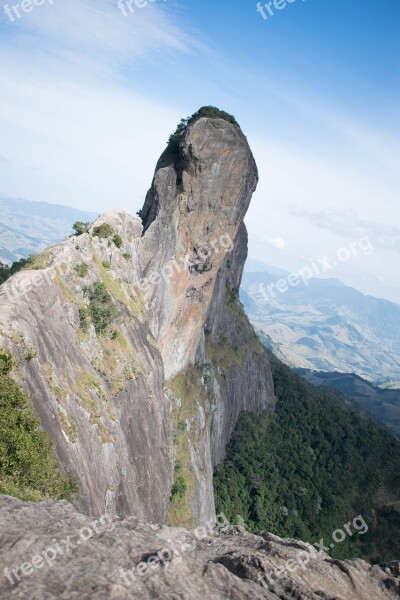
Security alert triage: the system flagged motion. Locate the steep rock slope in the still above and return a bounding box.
[0,115,275,525]
[0,211,173,522]
[139,116,275,524]
[1,496,399,600]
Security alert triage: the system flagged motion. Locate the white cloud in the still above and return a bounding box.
[0,0,207,212]
[263,237,286,250]
[0,0,205,77]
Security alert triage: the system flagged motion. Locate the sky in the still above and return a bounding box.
[0,0,399,301]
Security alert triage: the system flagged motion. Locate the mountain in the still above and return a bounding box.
[1,109,399,599]
[0,109,274,525]
[241,259,400,387]
[295,368,400,438]
[0,196,97,264]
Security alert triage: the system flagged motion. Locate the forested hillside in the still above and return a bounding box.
[214,353,400,562]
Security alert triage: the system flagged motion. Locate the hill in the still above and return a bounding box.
[0,196,97,264]
[241,259,400,387]
[296,369,400,438]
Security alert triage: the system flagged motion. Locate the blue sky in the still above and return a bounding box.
[0,0,399,301]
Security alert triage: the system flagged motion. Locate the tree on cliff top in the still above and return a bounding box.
[166,106,240,159]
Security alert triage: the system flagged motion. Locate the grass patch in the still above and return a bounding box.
[113,234,123,248]
[72,370,112,443]
[166,367,208,527]
[75,263,89,278]
[54,269,78,304]
[91,246,146,321]
[59,410,78,443]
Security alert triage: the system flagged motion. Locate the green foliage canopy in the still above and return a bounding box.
[214,353,400,563]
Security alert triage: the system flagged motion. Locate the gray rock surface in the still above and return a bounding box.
[0,116,275,524]
[1,496,399,600]
[0,210,173,522]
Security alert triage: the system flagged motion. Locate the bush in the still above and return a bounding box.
[10,257,30,275]
[78,306,91,333]
[75,263,89,278]
[170,462,188,503]
[83,282,119,335]
[93,224,115,239]
[0,262,10,286]
[0,350,13,375]
[113,234,123,248]
[0,372,78,501]
[72,221,90,236]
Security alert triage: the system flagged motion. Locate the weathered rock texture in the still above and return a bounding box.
[0,210,173,522]
[0,116,274,525]
[1,496,399,600]
[140,117,275,524]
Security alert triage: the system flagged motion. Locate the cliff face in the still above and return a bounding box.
[0,211,173,522]
[139,116,275,524]
[0,115,274,524]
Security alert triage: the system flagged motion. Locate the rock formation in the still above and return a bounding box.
[1,495,399,599]
[1,112,399,600]
[0,115,274,525]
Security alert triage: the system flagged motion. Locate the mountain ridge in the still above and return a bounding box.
[241,259,400,387]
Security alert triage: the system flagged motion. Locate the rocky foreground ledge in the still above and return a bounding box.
[0,496,399,599]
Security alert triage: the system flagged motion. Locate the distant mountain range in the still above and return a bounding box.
[0,197,97,264]
[295,368,400,438]
[241,259,400,388]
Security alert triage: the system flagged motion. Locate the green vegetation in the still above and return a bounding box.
[0,350,13,375]
[72,221,90,236]
[296,369,400,439]
[78,306,91,333]
[93,223,115,239]
[90,246,146,322]
[170,461,188,503]
[83,281,119,335]
[164,106,239,163]
[166,367,208,528]
[0,262,10,286]
[214,352,400,563]
[113,234,123,248]
[0,351,78,501]
[75,263,89,278]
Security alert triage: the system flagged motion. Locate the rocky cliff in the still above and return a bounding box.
[2,112,399,600]
[0,114,275,525]
[1,495,399,600]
